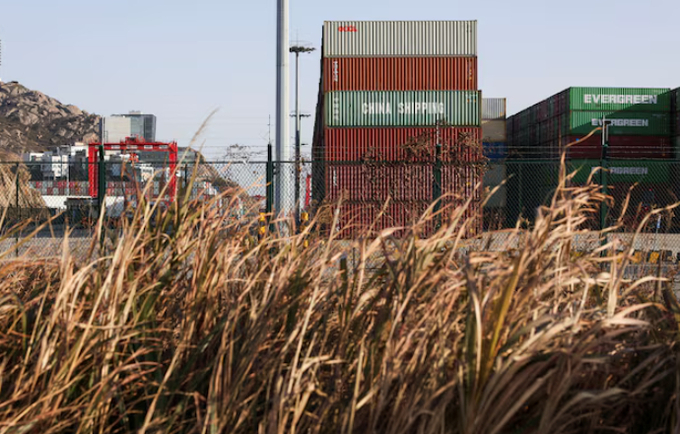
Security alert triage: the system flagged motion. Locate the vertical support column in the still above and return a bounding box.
[98,144,106,220]
[15,162,20,258]
[275,0,291,215]
[294,52,301,225]
[600,119,610,232]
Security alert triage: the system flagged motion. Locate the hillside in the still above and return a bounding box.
[0,81,100,155]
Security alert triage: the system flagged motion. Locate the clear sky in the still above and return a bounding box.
[1,0,679,159]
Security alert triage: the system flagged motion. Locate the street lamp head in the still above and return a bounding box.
[289,45,316,54]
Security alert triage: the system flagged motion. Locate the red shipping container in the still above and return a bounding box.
[323,57,478,92]
[323,127,482,162]
[46,187,53,195]
[565,135,672,159]
[329,201,433,239]
[325,163,434,203]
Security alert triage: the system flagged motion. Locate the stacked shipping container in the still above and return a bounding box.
[481,98,507,229]
[313,20,483,237]
[507,87,673,160]
[506,87,675,227]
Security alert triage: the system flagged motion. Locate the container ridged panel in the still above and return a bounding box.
[325,91,481,127]
[565,135,672,159]
[323,57,477,92]
[568,87,672,112]
[482,98,507,120]
[323,21,477,57]
[482,120,506,142]
[568,111,671,136]
[568,160,670,184]
[323,127,481,161]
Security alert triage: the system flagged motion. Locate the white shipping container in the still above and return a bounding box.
[482,98,506,120]
[323,21,477,58]
[482,120,507,142]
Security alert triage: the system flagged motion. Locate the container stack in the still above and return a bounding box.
[312,20,483,237]
[507,87,673,160]
[506,87,674,227]
[481,98,507,228]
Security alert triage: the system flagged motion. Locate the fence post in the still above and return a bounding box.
[97,145,106,251]
[600,120,610,232]
[15,162,20,258]
[184,163,189,192]
[433,143,442,230]
[266,143,274,231]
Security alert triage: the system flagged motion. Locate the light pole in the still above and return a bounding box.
[290,112,310,221]
[275,0,290,215]
[290,45,315,223]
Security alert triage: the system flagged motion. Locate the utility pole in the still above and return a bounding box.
[275,0,290,216]
[290,45,315,223]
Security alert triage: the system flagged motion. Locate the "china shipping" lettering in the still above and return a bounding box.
[362,102,445,115]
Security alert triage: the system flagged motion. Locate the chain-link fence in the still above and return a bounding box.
[1,159,680,268]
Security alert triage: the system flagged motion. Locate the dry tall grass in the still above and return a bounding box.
[0,164,679,434]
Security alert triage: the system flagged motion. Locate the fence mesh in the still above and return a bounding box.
[1,159,679,270]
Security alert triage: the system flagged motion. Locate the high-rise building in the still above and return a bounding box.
[101,111,157,143]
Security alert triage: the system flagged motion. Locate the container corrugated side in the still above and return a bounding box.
[323,57,477,92]
[483,142,507,160]
[481,120,506,142]
[325,90,481,127]
[568,111,671,136]
[568,87,672,112]
[330,201,434,239]
[323,127,481,161]
[568,160,670,184]
[482,98,506,120]
[566,135,672,160]
[323,21,477,57]
[324,163,433,203]
[673,88,680,136]
[483,164,506,208]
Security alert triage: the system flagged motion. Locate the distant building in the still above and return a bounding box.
[101,111,157,143]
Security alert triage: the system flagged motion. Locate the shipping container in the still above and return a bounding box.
[566,135,672,159]
[483,142,507,160]
[568,87,672,112]
[482,98,506,120]
[324,163,434,202]
[323,127,481,161]
[483,164,506,208]
[325,90,481,127]
[323,21,477,58]
[567,160,671,184]
[673,88,680,136]
[568,111,671,136]
[322,57,477,92]
[482,119,506,142]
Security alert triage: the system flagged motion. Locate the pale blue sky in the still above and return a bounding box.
[2,0,678,158]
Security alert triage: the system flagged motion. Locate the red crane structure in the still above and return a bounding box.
[88,137,179,203]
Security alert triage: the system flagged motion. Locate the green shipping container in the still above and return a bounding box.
[568,87,671,112]
[325,90,481,127]
[569,111,671,136]
[568,160,670,184]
